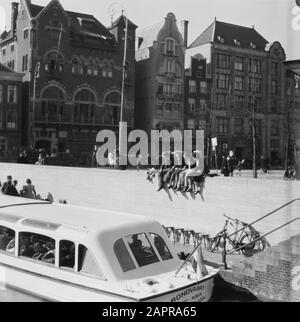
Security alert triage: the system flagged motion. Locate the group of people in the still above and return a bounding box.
[1,176,37,199]
[146,151,206,195]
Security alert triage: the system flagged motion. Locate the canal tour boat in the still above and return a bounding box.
[0,196,219,302]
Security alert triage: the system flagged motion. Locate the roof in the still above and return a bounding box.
[110,15,137,29]
[0,196,155,237]
[136,21,164,51]
[27,1,114,40]
[189,20,269,51]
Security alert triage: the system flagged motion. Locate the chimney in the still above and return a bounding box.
[11,2,19,34]
[182,20,189,48]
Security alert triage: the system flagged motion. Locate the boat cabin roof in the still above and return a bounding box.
[0,196,156,240]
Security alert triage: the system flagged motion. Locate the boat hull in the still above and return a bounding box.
[0,263,217,302]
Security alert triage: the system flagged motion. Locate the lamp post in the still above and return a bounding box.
[31,61,40,147]
[109,3,128,168]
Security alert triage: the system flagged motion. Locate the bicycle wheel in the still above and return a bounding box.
[208,235,221,253]
[240,234,265,256]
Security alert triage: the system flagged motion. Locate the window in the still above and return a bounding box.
[164,84,173,96]
[157,103,163,116]
[48,29,60,41]
[102,62,113,78]
[0,85,3,103]
[22,54,28,72]
[41,86,65,122]
[0,226,15,254]
[7,110,17,129]
[165,102,172,114]
[125,234,159,268]
[270,120,280,136]
[216,117,228,134]
[216,74,230,89]
[188,119,195,130]
[157,83,164,95]
[235,118,244,134]
[200,81,207,94]
[234,76,243,91]
[173,84,181,96]
[19,232,55,265]
[7,85,17,103]
[2,48,6,56]
[249,78,262,93]
[272,62,279,75]
[11,45,14,53]
[199,99,207,110]
[271,99,278,113]
[78,245,104,278]
[255,119,262,136]
[234,57,244,71]
[166,59,174,73]
[114,238,136,272]
[104,91,121,125]
[216,53,230,69]
[59,240,75,269]
[189,98,196,113]
[216,94,227,110]
[234,95,244,109]
[0,137,7,155]
[87,63,93,76]
[189,80,196,93]
[74,89,96,124]
[44,52,64,75]
[166,38,175,55]
[270,139,280,149]
[23,29,29,39]
[72,59,83,75]
[272,80,278,95]
[249,59,262,73]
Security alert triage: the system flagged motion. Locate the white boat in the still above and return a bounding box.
[0,196,218,302]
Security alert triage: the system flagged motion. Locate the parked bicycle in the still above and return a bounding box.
[208,214,270,256]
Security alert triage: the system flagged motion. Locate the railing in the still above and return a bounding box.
[225,198,300,256]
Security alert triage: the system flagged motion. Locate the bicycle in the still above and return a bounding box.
[208,214,270,256]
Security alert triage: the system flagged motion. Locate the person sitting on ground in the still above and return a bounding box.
[183,151,204,192]
[20,179,37,199]
[1,176,13,195]
[6,180,20,197]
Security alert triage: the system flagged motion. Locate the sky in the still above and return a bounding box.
[0,0,299,60]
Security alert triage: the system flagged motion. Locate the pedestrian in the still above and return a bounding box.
[1,176,13,194]
[6,180,20,197]
[20,179,37,199]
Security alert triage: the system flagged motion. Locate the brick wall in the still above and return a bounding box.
[221,234,300,302]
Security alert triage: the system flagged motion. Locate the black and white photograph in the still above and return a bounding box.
[0,0,299,307]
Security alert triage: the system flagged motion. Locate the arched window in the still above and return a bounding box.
[41,86,65,122]
[73,89,96,124]
[87,60,93,76]
[72,58,83,75]
[104,91,121,125]
[44,52,64,76]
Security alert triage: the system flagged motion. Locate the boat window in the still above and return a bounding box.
[78,245,104,278]
[125,234,159,268]
[0,225,15,254]
[114,239,136,272]
[59,240,75,269]
[19,232,55,265]
[149,233,173,261]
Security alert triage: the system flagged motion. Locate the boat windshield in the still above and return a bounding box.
[114,233,173,272]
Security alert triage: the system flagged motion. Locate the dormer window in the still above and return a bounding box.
[234,39,241,46]
[217,36,224,43]
[165,38,175,55]
[250,42,256,49]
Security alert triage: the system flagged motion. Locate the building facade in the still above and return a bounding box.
[0,0,136,163]
[135,13,186,134]
[187,19,287,167]
[0,63,24,162]
[184,54,212,155]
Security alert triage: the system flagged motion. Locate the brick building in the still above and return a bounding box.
[0,63,24,162]
[186,19,287,167]
[135,13,186,134]
[184,54,212,155]
[0,0,136,164]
